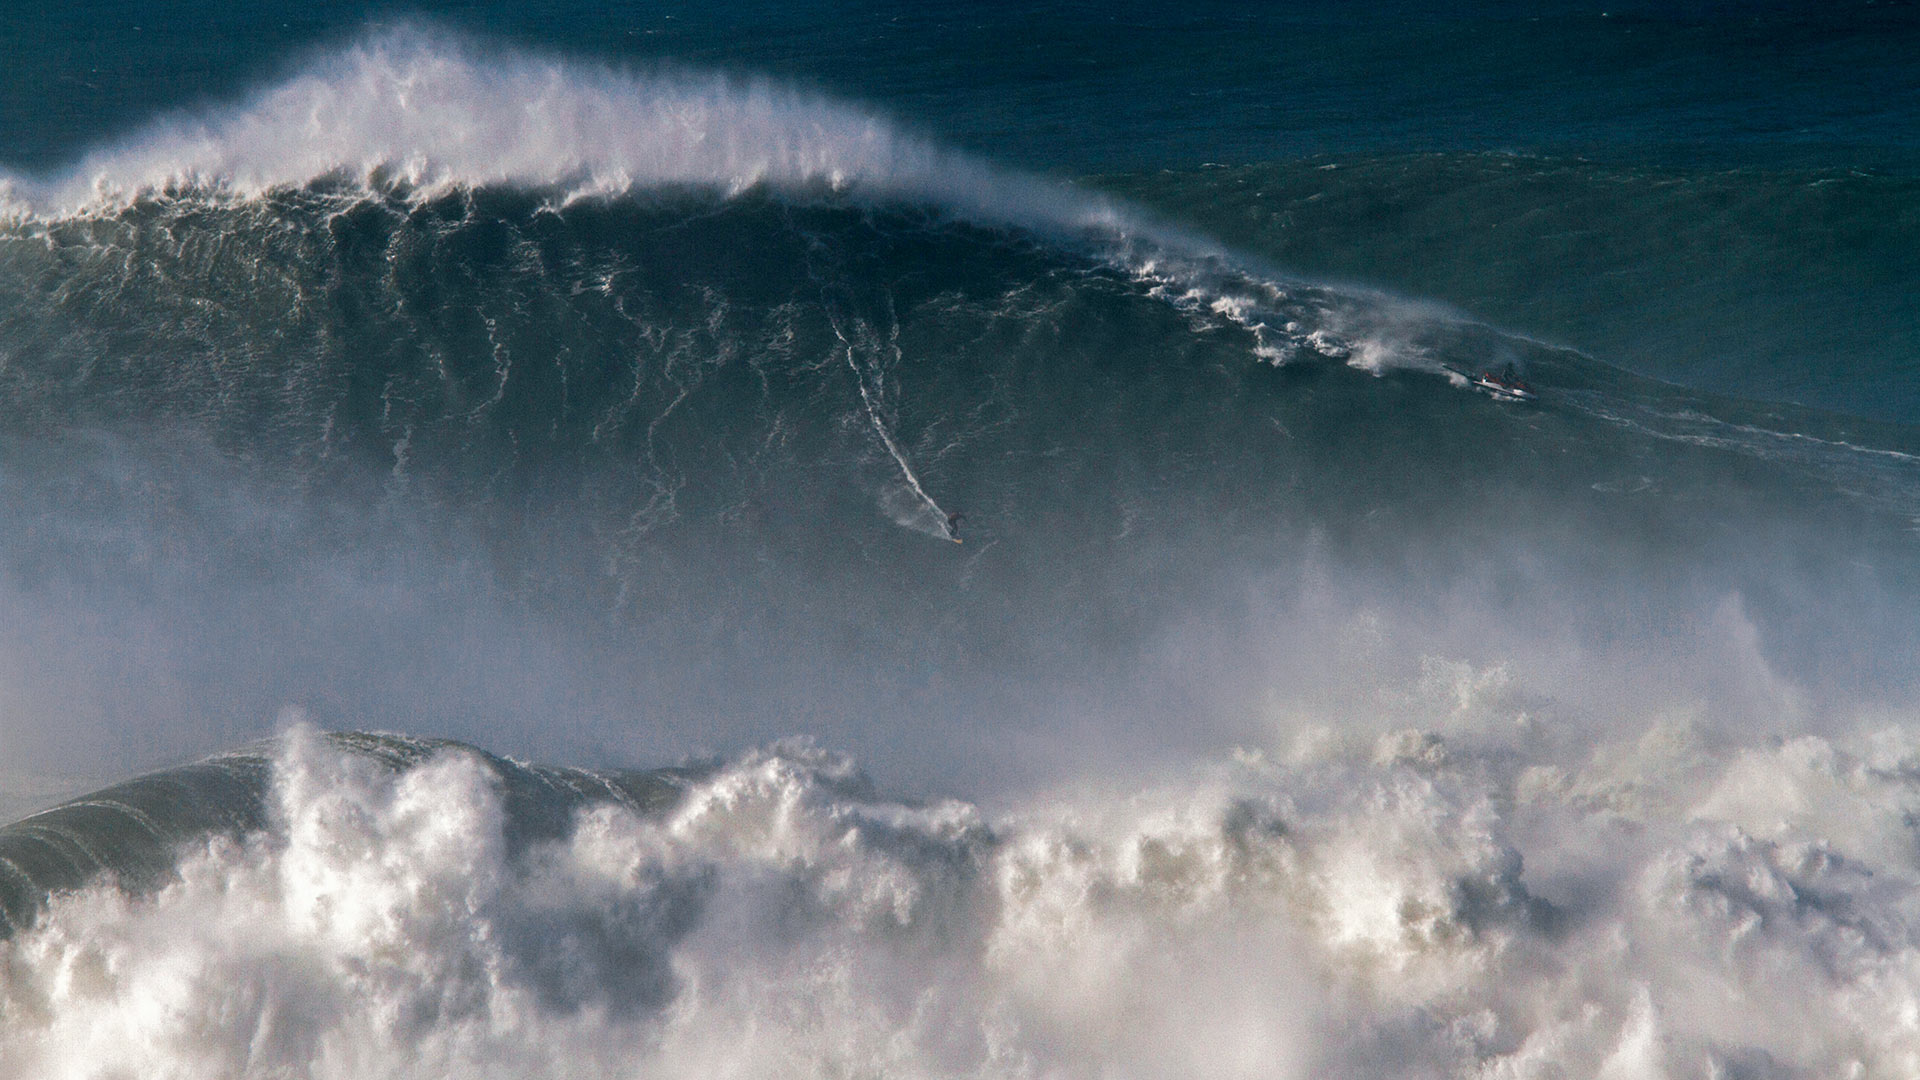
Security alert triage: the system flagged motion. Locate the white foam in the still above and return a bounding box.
[5,25,1102,237]
[7,703,1920,1078]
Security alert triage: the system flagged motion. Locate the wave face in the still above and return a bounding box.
[3,22,1920,1080]
[6,168,1912,779]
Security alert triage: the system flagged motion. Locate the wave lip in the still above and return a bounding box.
[7,24,1115,234]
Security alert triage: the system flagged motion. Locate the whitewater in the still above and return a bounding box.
[0,26,1169,261]
[3,15,1919,1080]
[9,713,1920,1079]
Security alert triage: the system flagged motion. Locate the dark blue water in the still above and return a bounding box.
[8,1,1916,419]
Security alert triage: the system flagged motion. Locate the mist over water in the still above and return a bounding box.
[3,11,1920,1079]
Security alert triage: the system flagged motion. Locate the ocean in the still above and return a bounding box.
[2,3,1918,1076]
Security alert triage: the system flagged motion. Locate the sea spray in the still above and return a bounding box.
[0,24,1477,397]
[2,18,1918,1078]
[5,25,1084,230]
[7,708,1920,1078]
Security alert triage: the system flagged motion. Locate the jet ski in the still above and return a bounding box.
[1446,364,1536,402]
[1472,369,1535,402]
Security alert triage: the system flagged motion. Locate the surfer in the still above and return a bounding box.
[945,511,964,543]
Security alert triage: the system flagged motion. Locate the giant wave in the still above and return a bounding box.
[4,24,1920,1080]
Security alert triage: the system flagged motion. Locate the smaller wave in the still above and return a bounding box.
[0,731,699,941]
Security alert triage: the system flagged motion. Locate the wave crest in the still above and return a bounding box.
[7,25,1099,231]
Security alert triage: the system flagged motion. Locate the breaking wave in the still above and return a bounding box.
[7,720,1920,1078]
[0,23,1500,382]
[1,26,1059,223]
[4,25,1920,1079]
